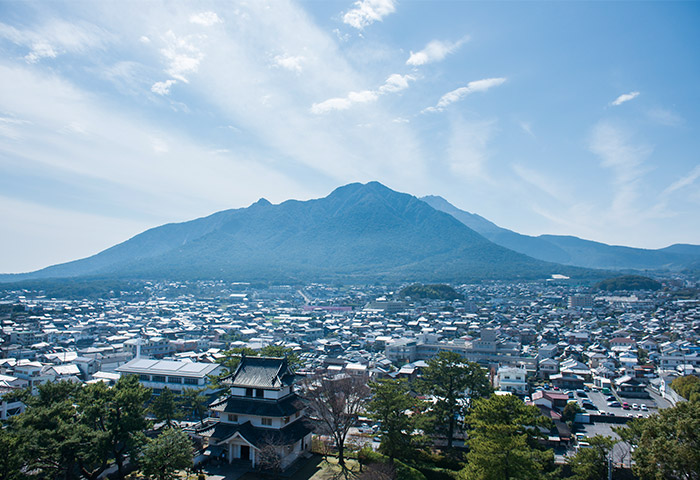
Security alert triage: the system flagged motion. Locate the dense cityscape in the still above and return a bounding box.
[1,275,699,479]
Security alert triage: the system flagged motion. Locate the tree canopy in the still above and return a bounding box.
[614,398,700,480]
[460,394,554,480]
[418,350,492,448]
[139,427,193,480]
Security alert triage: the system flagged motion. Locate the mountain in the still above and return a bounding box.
[421,195,700,271]
[1,182,599,284]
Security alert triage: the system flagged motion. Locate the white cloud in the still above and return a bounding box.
[424,77,506,113]
[190,11,222,27]
[273,54,305,73]
[139,35,151,44]
[611,91,640,106]
[406,37,468,66]
[378,73,413,93]
[311,74,413,114]
[343,0,396,30]
[151,79,176,95]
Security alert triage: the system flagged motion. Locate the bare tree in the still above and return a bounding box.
[303,374,370,470]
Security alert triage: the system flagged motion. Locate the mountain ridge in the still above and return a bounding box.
[0,182,598,284]
[421,195,700,271]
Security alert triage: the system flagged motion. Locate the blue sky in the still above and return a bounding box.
[1,0,699,273]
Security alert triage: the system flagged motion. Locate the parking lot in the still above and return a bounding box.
[572,388,655,420]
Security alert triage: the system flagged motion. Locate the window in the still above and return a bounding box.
[262,418,272,426]
[139,374,150,381]
[168,376,182,384]
[184,377,199,385]
[245,388,253,397]
[284,416,290,424]
[228,414,238,422]
[151,375,166,383]
[256,389,264,398]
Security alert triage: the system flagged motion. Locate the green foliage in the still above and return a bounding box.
[562,401,583,425]
[177,388,210,422]
[359,449,427,480]
[460,395,554,480]
[670,375,700,400]
[614,399,700,480]
[595,275,662,292]
[418,351,492,449]
[149,387,181,426]
[399,284,463,301]
[139,427,193,480]
[367,379,421,460]
[567,435,615,480]
[4,376,151,480]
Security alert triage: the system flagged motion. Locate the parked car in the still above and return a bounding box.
[608,401,621,407]
[640,404,648,411]
[632,403,639,410]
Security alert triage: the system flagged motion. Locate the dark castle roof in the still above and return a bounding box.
[210,393,303,417]
[203,420,312,448]
[223,356,296,389]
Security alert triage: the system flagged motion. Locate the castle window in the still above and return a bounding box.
[262,417,272,426]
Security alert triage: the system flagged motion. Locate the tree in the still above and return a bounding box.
[140,427,193,480]
[460,394,554,480]
[150,387,181,426]
[562,402,583,427]
[178,388,210,422]
[418,350,492,448]
[567,435,615,480]
[80,375,152,479]
[304,374,369,470]
[614,398,700,480]
[367,378,420,461]
[670,375,700,400]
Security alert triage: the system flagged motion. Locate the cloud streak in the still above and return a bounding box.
[406,37,469,66]
[424,77,506,113]
[343,0,396,30]
[311,73,414,114]
[611,91,640,106]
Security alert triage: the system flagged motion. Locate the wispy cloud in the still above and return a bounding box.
[406,37,469,66]
[611,91,640,106]
[343,0,397,30]
[647,107,682,127]
[512,164,568,202]
[589,121,652,220]
[311,73,414,114]
[447,118,496,181]
[0,20,109,63]
[424,77,506,113]
[190,11,222,27]
[663,164,700,195]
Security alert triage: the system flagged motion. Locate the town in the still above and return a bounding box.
[1,276,699,479]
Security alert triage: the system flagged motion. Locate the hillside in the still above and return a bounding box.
[421,195,700,271]
[0,182,599,284]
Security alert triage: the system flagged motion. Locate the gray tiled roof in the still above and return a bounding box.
[224,356,296,389]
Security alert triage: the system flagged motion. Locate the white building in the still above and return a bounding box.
[495,365,527,394]
[116,359,223,394]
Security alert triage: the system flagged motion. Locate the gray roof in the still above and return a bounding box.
[116,358,221,378]
[224,356,295,389]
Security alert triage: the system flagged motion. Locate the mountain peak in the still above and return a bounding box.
[251,198,272,207]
